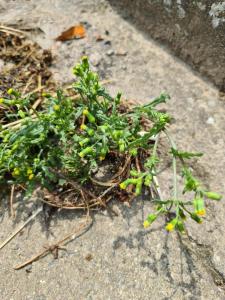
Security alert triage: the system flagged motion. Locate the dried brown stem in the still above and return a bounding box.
[14,217,92,270]
[0,207,42,250]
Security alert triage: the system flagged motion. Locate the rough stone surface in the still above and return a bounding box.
[108,0,225,91]
[0,0,225,299]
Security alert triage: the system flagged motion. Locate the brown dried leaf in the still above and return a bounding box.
[56,24,86,41]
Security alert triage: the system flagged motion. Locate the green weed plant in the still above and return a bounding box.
[0,57,221,232]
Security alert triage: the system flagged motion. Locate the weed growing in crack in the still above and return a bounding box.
[0,57,222,232]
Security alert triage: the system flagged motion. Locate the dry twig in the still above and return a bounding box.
[0,25,26,36]
[14,217,93,270]
[0,207,42,250]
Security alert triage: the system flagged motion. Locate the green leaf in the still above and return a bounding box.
[182,168,200,193]
[139,93,170,110]
[147,214,157,224]
[171,148,203,159]
[148,93,170,107]
[176,220,185,233]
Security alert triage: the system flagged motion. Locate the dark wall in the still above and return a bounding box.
[108,0,225,91]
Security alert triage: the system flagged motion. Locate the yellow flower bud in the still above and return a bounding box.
[27,168,33,175]
[78,147,93,158]
[83,110,96,123]
[80,124,87,130]
[28,174,34,180]
[12,168,20,177]
[7,88,13,95]
[79,138,90,147]
[165,222,175,232]
[143,220,151,229]
[119,182,126,190]
[83,109,89,116]
[196,209,206,216]
[53,104,60,111]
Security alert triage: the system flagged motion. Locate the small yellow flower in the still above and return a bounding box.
[27,168,33,175]
[28,173,34,180]
[12,168,20,176]
[7,88,13,95]
[83,109,89,116]
[165,222,175,232]
[143,220,151,229]
[196,209,206,216]
[119,182,126,190]
[53,104,60,111]
[80,124,87,130]
[0,98,4,104]
[99,156,105,161]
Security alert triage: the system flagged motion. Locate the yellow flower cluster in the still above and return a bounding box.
[27,168,34,180]
[12,167,34,180]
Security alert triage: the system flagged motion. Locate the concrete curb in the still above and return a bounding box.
[108,0,225,91]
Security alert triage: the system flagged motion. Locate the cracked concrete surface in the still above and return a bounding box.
[0,0,225,299]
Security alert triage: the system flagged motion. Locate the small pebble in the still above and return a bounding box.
[106,49,114,56]
[81,21,92,29]
[104,40,111,45]
[206,117,215,124]
[116,49,127,56]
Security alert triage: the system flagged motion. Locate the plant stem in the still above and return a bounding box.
[152,134,159,157]
[164,130,181,225]
[165,130,178,203]
[151,134,163,200]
